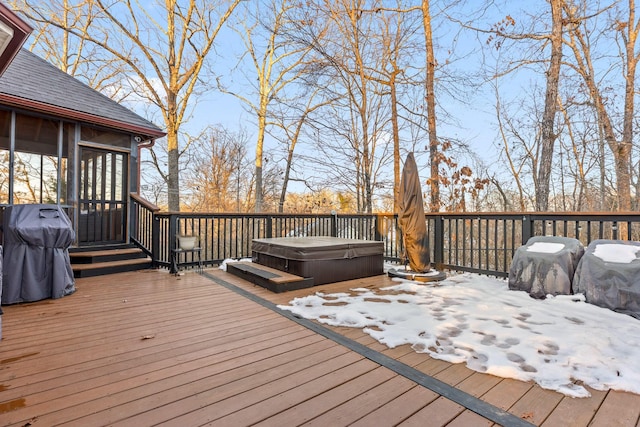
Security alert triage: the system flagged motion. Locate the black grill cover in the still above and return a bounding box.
[2,204,75,304]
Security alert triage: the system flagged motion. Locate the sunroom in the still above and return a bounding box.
[0,47,165,247]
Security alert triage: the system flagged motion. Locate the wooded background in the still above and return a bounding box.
[11,0,640,215]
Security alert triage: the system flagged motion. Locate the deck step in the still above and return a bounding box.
[69,247,147,264]
[226,261,314,293]
[70,245,152,278]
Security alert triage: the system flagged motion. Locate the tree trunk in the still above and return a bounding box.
[166,125,180,211]
[278,145,294,213]
[422,0,439,212]
[620,0,638,211]
[536,0,563,212]
[390,71,400,214]
[278,126,298,213]
[255,109,266,213]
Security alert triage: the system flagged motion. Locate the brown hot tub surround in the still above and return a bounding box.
[252,236,384,286]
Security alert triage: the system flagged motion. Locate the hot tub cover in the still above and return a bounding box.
[573,239,640,318]
[508,236,584,298]
[2,204,76,304]
[252,236,383,261]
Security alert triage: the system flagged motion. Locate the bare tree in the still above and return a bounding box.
[8,0,125,94]
[182,126,251,212]
[287,0,399,213]
[563,0,639,211]
[222,0,314,212]
[478,1,565,211]
[493,73,567,212]
[347,2,424,213]
[536,0,563,211]
[421,0,441,211]
[270,88,335,213]
[15,0,241,211]
[362,1,462,213]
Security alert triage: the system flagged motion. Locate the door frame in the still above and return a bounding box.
[77,143,130,246]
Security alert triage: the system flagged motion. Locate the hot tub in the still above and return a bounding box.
[252,236,384,285]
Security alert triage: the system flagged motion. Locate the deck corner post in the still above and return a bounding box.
[433,214,444,269]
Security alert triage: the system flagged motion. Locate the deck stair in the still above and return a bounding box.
[69,244,152,278]
[226,261,314,293]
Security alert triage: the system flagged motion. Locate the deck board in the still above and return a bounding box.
[249,365,397,426]
[540,387,607,427]
[348,385,440,426]
[398,396,465,426]
[1,268,638,426]
[588,391,640,427]
[220,268,640,426]
[298,375,419,426]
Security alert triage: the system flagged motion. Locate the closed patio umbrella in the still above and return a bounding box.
[389,152,445,282]
[398,152,431,273]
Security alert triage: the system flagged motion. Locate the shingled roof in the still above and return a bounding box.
[0,49,165,140]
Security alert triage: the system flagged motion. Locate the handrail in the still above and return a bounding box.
[134,210,640,277]
[130,193,161,212]
[129,193,160,263]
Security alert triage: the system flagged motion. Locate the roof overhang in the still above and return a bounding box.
[0,92,166,140]
[0,3,32,77]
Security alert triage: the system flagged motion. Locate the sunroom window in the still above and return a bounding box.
[0,111,69,205]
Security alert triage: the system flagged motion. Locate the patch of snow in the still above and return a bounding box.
[593,244,640,264]
[278,273,640,398]
[526,242,565,254]
[218,258,252,271]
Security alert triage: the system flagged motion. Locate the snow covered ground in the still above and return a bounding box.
[278,270,640,398]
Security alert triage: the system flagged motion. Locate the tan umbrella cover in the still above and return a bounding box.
[398,152,431,272]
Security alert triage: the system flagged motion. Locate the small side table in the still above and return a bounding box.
[170,247,203,275]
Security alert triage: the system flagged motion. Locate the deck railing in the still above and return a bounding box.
[129,198,640,277]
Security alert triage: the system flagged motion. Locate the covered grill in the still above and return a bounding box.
[2,204,75,304]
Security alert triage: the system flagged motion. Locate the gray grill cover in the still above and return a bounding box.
[573,239,640,318]
[2,204,76,304]
[508,236,584,298]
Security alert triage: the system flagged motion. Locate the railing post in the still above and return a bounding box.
[433,215,444,270]
[152,214,160,267]
[331,210,338,237]
[521,214,533,245]
[168,213,178,274]
[394,214,400,260]
[266,215,273,238]
[373,214,381,241]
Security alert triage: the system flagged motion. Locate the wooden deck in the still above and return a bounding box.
[1,268,639,426]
